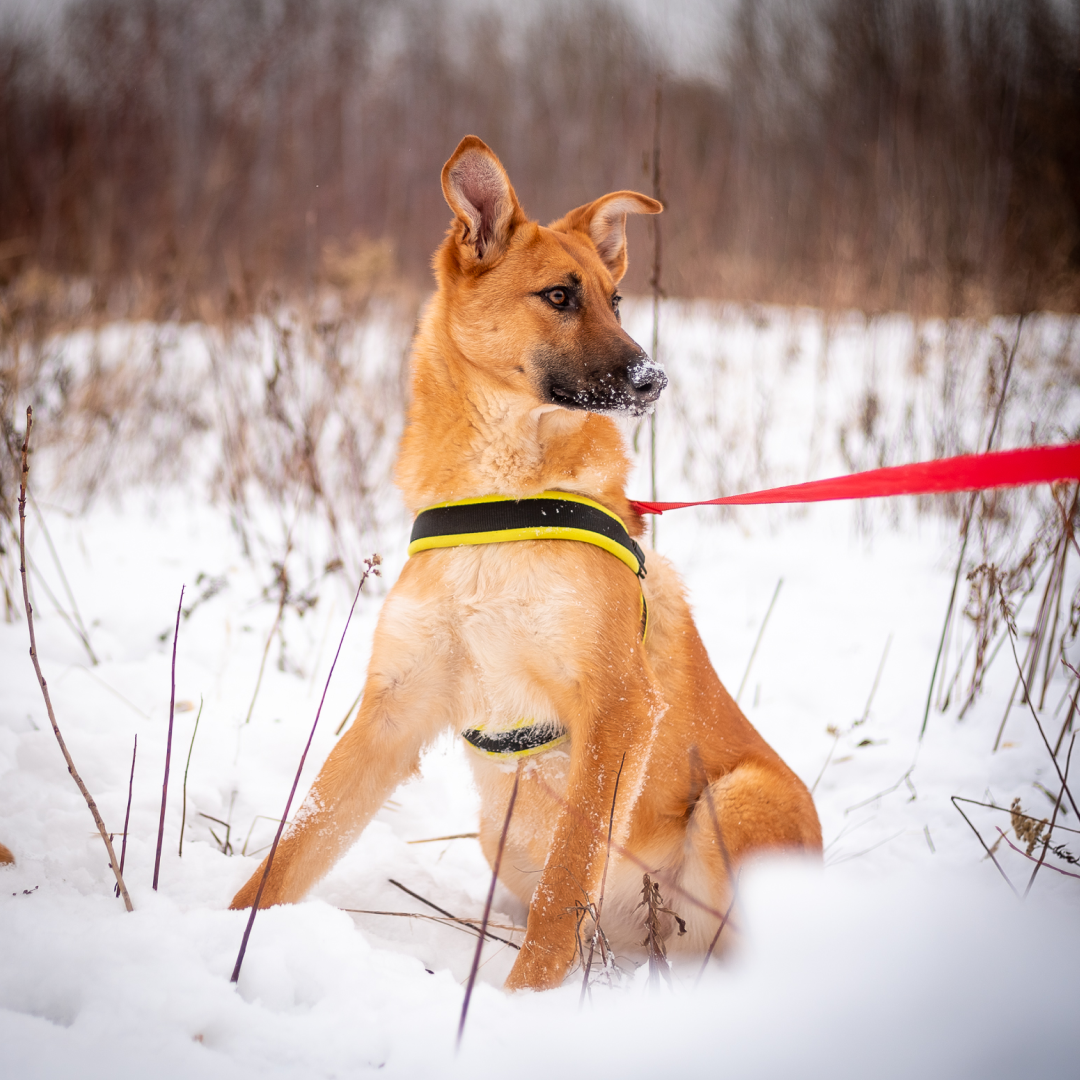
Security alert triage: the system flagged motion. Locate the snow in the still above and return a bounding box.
[1,303,1078,1077]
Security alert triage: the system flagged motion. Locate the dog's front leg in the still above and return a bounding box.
[504,657,662,991]
[230,584,455,910]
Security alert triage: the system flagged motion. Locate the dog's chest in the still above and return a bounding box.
[435,543,595,732]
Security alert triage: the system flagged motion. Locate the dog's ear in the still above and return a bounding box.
[550,192,662,283]
[442,136,524,265]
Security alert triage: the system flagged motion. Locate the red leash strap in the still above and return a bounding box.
[630,443,1080,516]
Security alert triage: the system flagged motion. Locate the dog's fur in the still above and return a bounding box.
[231,136,822,991]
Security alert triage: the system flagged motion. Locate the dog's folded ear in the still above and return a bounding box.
[442,136,525,266]
[550,192,662,283]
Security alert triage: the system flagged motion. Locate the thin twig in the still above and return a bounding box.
[997,827,1080,881]
[231,554,380,984]
[949,795,1080,835]
[1025,734,1075,895]
[17,406,132,912]
[697,889,738,983]
[812,635,892,795]
[844,764,917,815]
[580,751,626,1006]
[648,71,663,551]
[153,585,184,890]
[334,687,363,736]
[179,696,204,857]
[27,490,98,664]
[406,832,479,845]
[457,759,522,1051]
[244,558,290,725]
[951,796,1020,897]
[388,878,520,950]
[341,907,524,943]
[690,746,737,970]
[737,577,783,704]
[115,735,137,898]
[1001,593,1080,820]
[1055,660,1080,757]
[921,313,1022,740]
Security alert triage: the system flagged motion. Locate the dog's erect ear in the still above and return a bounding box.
[550,192,662,283]
[442,136,524,264]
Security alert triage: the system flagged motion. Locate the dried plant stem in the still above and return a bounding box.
[115,734,137,898]
[244,561,289,725]
[994,532,1068,751]
[648,72,663,551]
[406,832,479,845]
[579,751,626,1006]
[921,313,1022,740]
[1025,733,1075,895]
[690,746,737,974]
[697,890,738,983]
[736,577,783,704]
[178,696,204,857]
[1054,672,1080,758]
[457,759,522,1051]
[342,907,524,943]
[334,687,363,736]
[26,490,98,665]
[153,585,184,890]
[387,878,521,950]
[951,795,1019,897]
[1002,600,1080,820]
[231,554,380,984]
[997,827,1080,880]
[17,407,133,912]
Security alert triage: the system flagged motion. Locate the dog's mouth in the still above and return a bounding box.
[545,358,668,417]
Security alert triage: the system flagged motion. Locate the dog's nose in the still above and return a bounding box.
[628,358,668,401]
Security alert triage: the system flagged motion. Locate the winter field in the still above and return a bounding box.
[1,301,1079,1077]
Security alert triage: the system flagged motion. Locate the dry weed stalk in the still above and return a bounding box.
[457,759,523,1051]
[1022,733,1077,895]
[997,581,1079,820]
[736,577,783,705]
[16,406,132,911]
[231,553,380,984]
[114,734,137,899]
[342,907,523,945]
[638,873,686,990]
[178,697,204,858]
[153,585,185,891]
[578,752,626,1005]
[386,878,520,951]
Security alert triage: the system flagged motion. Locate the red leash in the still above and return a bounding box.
[630,443,1080,516]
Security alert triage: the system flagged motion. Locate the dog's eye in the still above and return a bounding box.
[546,288,570,308]
[612,293,622,317]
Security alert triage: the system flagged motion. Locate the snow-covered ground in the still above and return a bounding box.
[1,303,1078,1077]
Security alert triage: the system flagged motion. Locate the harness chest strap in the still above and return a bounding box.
[407,490,649,758]
[407,490,649,640]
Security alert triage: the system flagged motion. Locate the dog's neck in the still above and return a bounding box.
[395,304,642,534]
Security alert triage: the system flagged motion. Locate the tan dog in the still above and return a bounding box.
[231,136,822,990]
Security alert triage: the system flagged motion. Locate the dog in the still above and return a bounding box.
[231,135,822,991]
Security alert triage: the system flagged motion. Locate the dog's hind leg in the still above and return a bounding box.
[230,582,457,910]
[675,759,823,955]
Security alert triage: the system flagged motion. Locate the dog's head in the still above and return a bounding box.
[435,136,666,417]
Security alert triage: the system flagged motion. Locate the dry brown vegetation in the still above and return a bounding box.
[0,0,1077,322]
